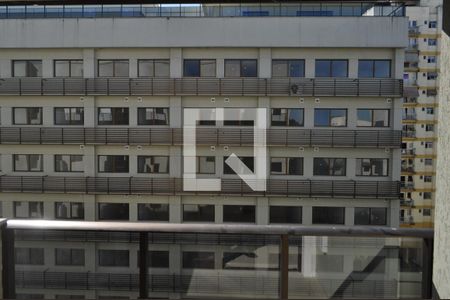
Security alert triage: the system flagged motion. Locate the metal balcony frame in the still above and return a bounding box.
[0,127,403,148]
[0,219,434,300]
[0,78,404,97]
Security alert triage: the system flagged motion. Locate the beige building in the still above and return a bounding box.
[401,0,443,228]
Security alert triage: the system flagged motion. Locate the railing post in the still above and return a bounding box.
[279,234,289,300]
[2,223,16,300]
[422,238,433,300]
[139,232,149,299]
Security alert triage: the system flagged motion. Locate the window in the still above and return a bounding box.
[183,59,216,77]
[138,251,169,268]
[354,207,387,225]
[424,176,432,183]
[98,155,129,173]
[358,60,391,78]
[428,39,437,46]
[138,59,170,77]
[425,142,433,148]
[429,21,437,28]
[314,109,347,127]
[14,201,44,219]
[223,252,256,270]
[15,248,44,265]
[313,158,346,176]
[137,156,169,173]
[13,107,42,125]
[98,108,129,125]
[55,155,83,172]
[315,60,348,77]
[138,204,169,221]
[357,109,389,127]
[182,252,215,269]
[98,203,129,220]
[183,204,215,222]
[423,209,431,216]
[225,59,257,77]
[55,248,85,266]
[427,72,438,80]
[12,60,42,77]
[269,206,302,224]
[98,60,129,77]
[271,108,304,127]
[54,108,84,125]
[312,207,345,224]
[137,108,169,125]
[272,60,305,77]
[427,56,436,63]
[54,60,83,77]
[424,159,433,166]
[423,192,432,200]
[316,255,344,272]
[270,157,303,175]
[98,250,129,267]
[55,202,84,220]
[14,154,43,172]
[356,158,389,176]
[197,156,216,174]
[426,89,437,96]
[425,124,434,132]
[224,156,254,174]
[223,205,255,223]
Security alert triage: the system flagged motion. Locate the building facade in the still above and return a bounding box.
[401,0,443,228]
[0,1,409,298]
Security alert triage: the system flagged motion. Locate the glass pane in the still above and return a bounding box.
[55,248,71,265]
[288,108,303,126]
[358,60,373,78]
[357,109,372,127]
[315,60,330,77]
[271,108,287,126]
[54,61,70,77]
[98,203,129,220]
[371,208,387,225]
[375,60,390,78]
[13,108,28,125]
[241,59,257,77]
[200,59,216,77]
[313,158,330,175]
[269,206,302,224]
[288,157,303,175]
[154,60,170,77]
[312,207,345,224]
[71,155,84,172]
[14,202,28,218]
[138,204,169,221]
[183,204,215,222]
[55,155,70,172]
[373,110,389,127]
[28,155,43,171]
[184,60,200,77]
[114,60,129,77]
[98,61,113,77]
[55,202,69,219]
[182,252,215,269]
[354,207,370,225]
[330,109,347,126]
[138,60,154,77]
[225,60,241,77]
[289,60,304,77]
[138,156,169,173]
[314,109,330,126]
[270,158,286,174]
[331,60,348,77]
[13,61,27,77]
[223,205,255,223]
[70,60,83,77]
[198,156,215,174]
[272,60,288,77]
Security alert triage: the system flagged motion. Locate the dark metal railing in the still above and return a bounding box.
[0,127,402,148]
[0,176,400,198]
[0,78,404,97]
[1,219,434,300]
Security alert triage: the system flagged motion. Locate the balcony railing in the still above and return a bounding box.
[0,78,404,97]
[0,127,402,148]
[0,176,400,198]
[0,220,434,300]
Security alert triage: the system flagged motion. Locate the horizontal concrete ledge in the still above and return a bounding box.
[0,16,408,48]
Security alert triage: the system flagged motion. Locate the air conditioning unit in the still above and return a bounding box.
[290,84,300,95]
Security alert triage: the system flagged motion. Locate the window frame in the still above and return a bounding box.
[97,59,129,77]
[13,107,43,125]
[271,108,304,127]
[183,204,215,222]
[355,158,389,177]
[315,59,348,78]
[137,107,169,125]
[13,201,44,219]
[270,157,303,175]
[314,108,347,127]
[98,155,129,173]
[358,59,391,78]
[223,205,256,223]
[137,155,169,174]
[98,203,130,221]
[271,59,305,77]
[98,249,130,267]
[54,107,84,125]
[12,60,42,77]
[54,154,84,173]
[137,203,169,222]
[312,206,345,225]
[269,206,302,224]
[55,202,85,220]
[183,59,216,77]
[137,59,170,77]
[55,248,85,266]
[13,154,43,172]
[53,59,83,78]
[224,59,258,77]
[354,207,387,226]
[97,107,129,126]
[356,109,390,127]
[197,156,216,175]
[313,157,347,176]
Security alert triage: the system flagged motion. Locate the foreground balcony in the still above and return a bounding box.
[0,78,404,97]
[0,127,403,148]
[0,176,400,198]
[0,220,434,299]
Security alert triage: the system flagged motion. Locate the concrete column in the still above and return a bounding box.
[42,106,53,126]
[392,149,401,181]
[169,196,182,223]
[348,58,358,78]
[84,195,96,221]
[0,59,11,77]
[43,154,53,175]
[390,200,400,227]
[345,207,355,226]
[42,58,53,78]
[215,203,223,223]
[170,147,182,178]
[256,197,269,225]
[394,48,405,79]
[1,107,11,126]
[258,96,271,127]
[303,155,314,178]
[83,96,96,127]
[129,58,138,78]
[304,107,314,129]
[169,244,182,299]
[170,48,183,78]
[83,146,96,176]
[347,158,356,178]
[258,48,271,78]
[129,103,138,127]
[43,199,53,219]
[129,201,138,222]
[216,58,224,78]
[305,59,315,78]
[170,96,182,128]
[302,205,312,225]
[1,154,12,175]
[83,49,96,78]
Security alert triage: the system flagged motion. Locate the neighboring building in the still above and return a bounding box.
[0,1,408,298]
[401,0,443,228]
[433,0,450,298]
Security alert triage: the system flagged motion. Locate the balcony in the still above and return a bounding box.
[401,182,415,190]
[0,219,434,300]
[408,27,419,36]
[403,114,417,121]
[0,176,401,198]
[0,127,403,148]
[402,131,416,138]
[401,166,415,173]
[0,78,404,97]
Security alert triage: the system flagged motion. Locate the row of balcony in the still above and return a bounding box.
[0,127,402,148]
[0,176,400,198]
[0,78,404,97]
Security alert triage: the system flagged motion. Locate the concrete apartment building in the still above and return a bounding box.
[0,1,409,299]
[401,0,443,228]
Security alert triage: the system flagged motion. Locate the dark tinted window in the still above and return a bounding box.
[225,59,257,77]
[137,108,169,125]
[354,207,387,225]
[183,204,215,222]
[54,107,84,125]
[138,204,169,221]
[223,205,255,223]
[98,203,129,220]
[358,60,391,78]
[12,60,42,77]
[55,202,85,220]
[182,252,215,269]
[98,108,129,125]
[54,60,83,77]
[315,60,348,77]
[272,60,305,77]
[223,156,254,174]
[98,60,129,77]
[15,248,44,265]
[98,250,129,267]
[312,207,345,224]
[313,158,346,176]
[314,109,347,127]
[271,108,304,126]
[13,107,42,125]
[98,155,129,173]
[270,206,302,224]
[55,248,85,266]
